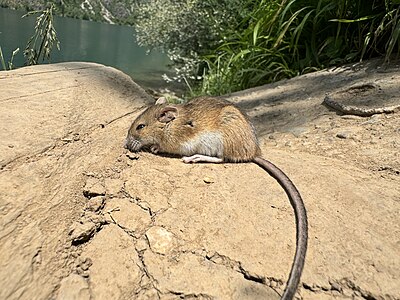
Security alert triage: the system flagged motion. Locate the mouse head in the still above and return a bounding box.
[125,97,178,153]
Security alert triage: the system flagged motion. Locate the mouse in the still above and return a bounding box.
[125,96,308,300]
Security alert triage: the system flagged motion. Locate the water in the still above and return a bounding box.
[0,7,172,90]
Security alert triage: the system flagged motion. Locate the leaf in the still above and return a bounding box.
[253,19,262,46]
[329,16,376,23]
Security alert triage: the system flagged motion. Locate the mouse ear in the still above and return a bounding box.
[158,106,178,123]
[155,97,167,105]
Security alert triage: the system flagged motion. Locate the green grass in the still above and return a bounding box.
[0,45,20,70]
[195,0,400,95]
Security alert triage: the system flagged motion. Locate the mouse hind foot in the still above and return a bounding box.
[182,155,223,164]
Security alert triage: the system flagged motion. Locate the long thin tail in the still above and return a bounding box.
[253,157,308,300]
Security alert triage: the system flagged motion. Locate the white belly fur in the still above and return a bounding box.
[181,132,224,157]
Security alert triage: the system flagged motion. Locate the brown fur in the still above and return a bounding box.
[126,97,261,162]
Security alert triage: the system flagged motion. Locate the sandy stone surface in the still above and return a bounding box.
[0,61,399,299]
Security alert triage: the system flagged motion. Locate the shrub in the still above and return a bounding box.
[199,0,400,94]
[134,0,246,81]
[135,0,400,95]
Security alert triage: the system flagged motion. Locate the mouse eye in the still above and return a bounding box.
[136,124,146,130]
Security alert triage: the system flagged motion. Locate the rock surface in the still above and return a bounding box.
[0,61,399,299]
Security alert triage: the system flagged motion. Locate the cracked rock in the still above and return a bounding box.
[81,224,141,299]
[103,198,151,236]
[104,178,123,196]
[142,251,279,299]
[69,222,97,244]
[146,226,177,255]
[83,177,105,198]
[86,196,104,212]
[134,288,160,299]
[56,273,90,300]
[124,174,171,212]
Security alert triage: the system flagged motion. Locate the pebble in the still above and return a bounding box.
[126,152,139,160]
[362,114,382,125]
[203,177,215,184]
[69,222,97,243]
[146,226,177,255]
[336,131,351,139]
[78,257,93,271]
[135,237,149,252]
[83,178,105,198]
[330,281,342,292]
[86,196,105,212]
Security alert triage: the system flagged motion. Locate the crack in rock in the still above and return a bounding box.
[135,247,163,298]
[121,186,154,217]
[83,177,106,199]
[206,252,266,284]
[303,277,394,300]
[168,290,214,299]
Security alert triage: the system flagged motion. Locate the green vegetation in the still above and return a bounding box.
[0,46,19,70]
[23,4,60,65]
[0,4,60,70]
[134,0,245,84]
[135,0,400,95]
[0,0,139,25]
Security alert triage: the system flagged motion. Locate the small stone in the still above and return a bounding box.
[330,281,341,292]
[70,222,96,243]
[135,237,149,252]
[203,177,215,184]
[126,152,139,160]
[362,114,382,125]
[336,131,351,139]
[79,257,92,271]
[86,213,105,225]
[83,177,105,198]
[86,196,104,212]
[146,226,177,255]
[269,280,278,288]
[81,271,90,278]
[342,288,354,297]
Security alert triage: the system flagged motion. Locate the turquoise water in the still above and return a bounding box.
[0,7,172,89]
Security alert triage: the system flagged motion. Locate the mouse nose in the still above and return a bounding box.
[124,136,141,152]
